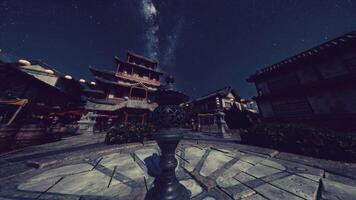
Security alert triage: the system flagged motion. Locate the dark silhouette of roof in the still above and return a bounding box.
[127,51,158,64]
[248,30,356,82]
[194,86,241,102]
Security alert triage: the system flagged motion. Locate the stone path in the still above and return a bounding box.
[0,136,355,199]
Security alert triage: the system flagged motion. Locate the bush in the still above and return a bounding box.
[105,123,155,144]
[241,123,356,162]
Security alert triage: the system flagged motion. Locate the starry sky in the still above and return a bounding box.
[1,0,356,98]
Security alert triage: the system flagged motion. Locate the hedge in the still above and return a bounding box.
[241,123,356,162]
[105,123,155,144]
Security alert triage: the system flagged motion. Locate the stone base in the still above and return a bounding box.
[76,121,96,134]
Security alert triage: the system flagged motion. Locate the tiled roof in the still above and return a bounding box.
[127,51,158,64]
[195,86,240,102]
[115,57,163,74]
[247,30,356,82]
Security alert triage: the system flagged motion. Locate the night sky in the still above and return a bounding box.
[1,0,356,98]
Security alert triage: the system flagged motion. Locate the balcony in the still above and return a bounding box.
[116,72,160,87]
[86,98,158,112]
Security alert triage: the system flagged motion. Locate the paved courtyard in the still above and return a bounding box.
[0,132,355,200]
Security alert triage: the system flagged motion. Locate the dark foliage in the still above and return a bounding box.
[105,123,155,144]
[241,123,356,162]
[225,106,253,129]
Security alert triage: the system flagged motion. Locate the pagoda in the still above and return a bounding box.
[86,51,162,125]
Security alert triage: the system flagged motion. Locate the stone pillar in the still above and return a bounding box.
[107,118,112,130]
[76,112,96,134]
[216,111,230,138]
[191,119,195,131]
[197,116,201,132]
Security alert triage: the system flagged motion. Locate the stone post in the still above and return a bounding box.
[216,111,230,138]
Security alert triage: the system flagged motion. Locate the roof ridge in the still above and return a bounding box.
[127,51,158,63]
[249,30,356,80]
[195,86,232,100]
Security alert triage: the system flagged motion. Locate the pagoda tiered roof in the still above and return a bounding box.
[115,57,163,74]
[89,66,160,87]
[89,66,115,76]
[94,76,158,91]
[127,51,158,69]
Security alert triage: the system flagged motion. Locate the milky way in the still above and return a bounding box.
[0,0,356,98]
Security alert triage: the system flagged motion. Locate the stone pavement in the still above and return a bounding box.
[0,133,355,200]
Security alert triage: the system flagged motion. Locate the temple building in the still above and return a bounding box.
[86,51,162,125]
[247,30,356,132]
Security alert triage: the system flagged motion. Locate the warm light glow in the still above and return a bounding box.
[18,59,31,66]
[79,79,86,83]
[44,69,55,74]
[90,81,96,85]
[64,75,72,80]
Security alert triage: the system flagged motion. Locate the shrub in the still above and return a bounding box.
[241,123,356,162]
[105,123,155,144]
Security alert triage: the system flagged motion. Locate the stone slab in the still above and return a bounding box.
[100,153,147,181]
[321,178,356,200]
[276,152,356,180]
[182,146,206,172]
[270,175,319,200]
[254,184,304,200]
[199,150,233,177]
[48,170,132,197]
[241,194,267,200]
[245,164,282,179]
[216,160,253,188]
[18,163,132,198]
[180,179,203,198]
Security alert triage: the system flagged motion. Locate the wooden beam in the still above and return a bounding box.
[7,105,23,126]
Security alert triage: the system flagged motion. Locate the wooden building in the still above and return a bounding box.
[188,86,253,134]
[247,31,356,131]
[0,59,83,151]
[0,59,83,124]
[86,51,162,125]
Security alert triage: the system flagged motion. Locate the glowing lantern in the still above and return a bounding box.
[79,79,86,83]
[44,69,54,74]
[18,59,31,66]
[65,75,72,80]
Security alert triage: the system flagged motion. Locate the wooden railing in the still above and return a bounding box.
[116,72,160,86]
[129,96,146,101]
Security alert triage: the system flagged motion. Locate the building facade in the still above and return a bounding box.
[0,59,83,125]
[188,86,255,134]
[0,59,84,151]
[247,31,356,131]
[86,51,162,125]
